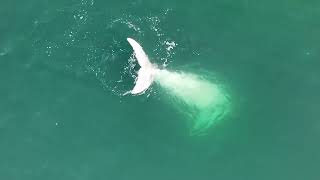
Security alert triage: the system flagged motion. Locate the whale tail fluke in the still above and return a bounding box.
[127,38,156,95]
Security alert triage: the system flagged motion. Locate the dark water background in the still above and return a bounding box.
[1,0,319,179]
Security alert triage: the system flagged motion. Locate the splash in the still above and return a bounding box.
[155,69,230,135]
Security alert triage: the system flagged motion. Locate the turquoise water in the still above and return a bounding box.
[1,0,320,179]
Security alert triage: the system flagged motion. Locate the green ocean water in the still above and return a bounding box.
[1,0,320,179]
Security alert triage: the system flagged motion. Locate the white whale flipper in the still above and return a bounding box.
[127,38,157,95]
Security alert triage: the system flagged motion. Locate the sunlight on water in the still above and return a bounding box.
[155,69,230,135]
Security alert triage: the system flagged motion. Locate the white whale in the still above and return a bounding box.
[127,37,230,135]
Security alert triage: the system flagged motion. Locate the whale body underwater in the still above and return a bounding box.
[127,38,230,135]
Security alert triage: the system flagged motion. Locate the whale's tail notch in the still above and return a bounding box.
[127,38,156,95]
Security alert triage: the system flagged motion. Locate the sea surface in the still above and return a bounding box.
[1,0,319,179]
